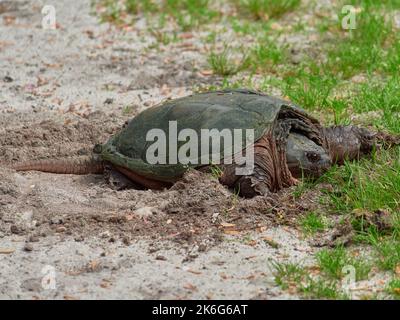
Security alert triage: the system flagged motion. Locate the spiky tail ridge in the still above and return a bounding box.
[12,156,104,175]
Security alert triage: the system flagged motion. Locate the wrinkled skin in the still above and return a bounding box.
[220,131,331,198]
[323,126,375,164]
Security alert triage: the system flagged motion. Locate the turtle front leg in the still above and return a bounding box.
[220,133,297,198]
[221,150,274,198]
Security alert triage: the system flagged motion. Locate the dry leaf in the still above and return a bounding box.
[3,15,16,26]
[247,240,257,246]
[187,269,202,275]
[183,283,197,291]
[257,226,267,233]
[88,260,100,271]
[161,84,171,96]
[100,281,111,288]
[223,230,240,235]
[178,42,196,50]
[270,22,282,30]
[352,208,368,217]
[0,248,15,254]
[44,63,63,69]
[262,237,280,248]
[179,32,193,39]
[220,222,236,228]
[200,70,213,76]
[37,76,49,87]
[220,273,228,280]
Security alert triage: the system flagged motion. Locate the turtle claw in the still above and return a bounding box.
[291,177,300,186]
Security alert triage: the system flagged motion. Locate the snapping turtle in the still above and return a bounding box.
[12,89,399,197]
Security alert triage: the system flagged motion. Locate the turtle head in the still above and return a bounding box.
[286,133,331,179]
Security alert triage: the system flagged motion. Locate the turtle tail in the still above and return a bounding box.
[12,156,104,175]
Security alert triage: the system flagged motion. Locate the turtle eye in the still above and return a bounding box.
[306,152,321,162]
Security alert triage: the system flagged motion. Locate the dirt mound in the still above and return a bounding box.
[0,168,19,219]
[0,113,122,164]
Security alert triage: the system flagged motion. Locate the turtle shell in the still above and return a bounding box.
[99,89,324,182]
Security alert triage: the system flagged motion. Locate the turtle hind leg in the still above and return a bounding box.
[104,165,142,190]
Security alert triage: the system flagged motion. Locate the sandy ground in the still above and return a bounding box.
[0,0,389,300]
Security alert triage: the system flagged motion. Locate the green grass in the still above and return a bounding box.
[234,0,301,20]
[350,77,400,133]
[374,240,400,272]
[230,18,270,35]
[97,0,219,30]
[161,0,219,31]
[300,278,347,299]
[321,150,400,257]
[210,165,223,179]
[386,278,400,298]
[271,261,306,290]
[125,0,156,14]
[271,261,349,299]
[282,69,337,110]
[249,40,287,73]
[322,150,400,276]
[325,9,396,79]
[323,150,400,215]
[351,77,400,114]
[316,247,348,279]
[342,0,400,9]
[207,36,288,76]
[98,0,302,30]
[208,46,250,76]
[383,41,400,74]
[98,0,124,24]
[316,246,371,281]
[300,212,326,235]
[149,28,179,45]
[122,105,135,115]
